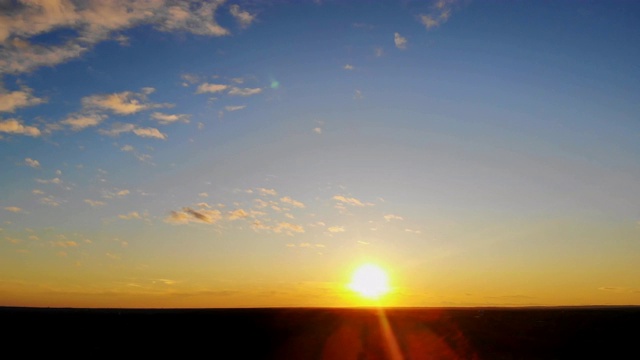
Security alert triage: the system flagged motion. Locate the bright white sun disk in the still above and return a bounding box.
[349,264,390,299]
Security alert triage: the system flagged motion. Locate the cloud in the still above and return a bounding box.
[84,199,106,207]
[327,226,345,233]
[196,83,228,94]
[52,240,78,248]
[100,188,131,199]
[384,214,404,221]
[0,118,41,137]
[4,206,24,213]
[251,220,271,231]
[118,211,142,220]
[36,177,61,184]
[332,195,372,207]
[40,196,60,207]
[257,188,277,196]
[0,38,88,74]
[374,46,384,57]
[119,144,152,162]
[251,219,305,235]
[274,222,305,234]
[394,32,407,49]
[224,105,246,112]
[228,87,262,96]
[24,158,40,168]
[181,73,200,86]
[61,113,106,130]
[165,207,222,225]
[133,127,167,139]
[157,1,229,36]
[354,89,363,100]
[418,0,457,30]
[229,4,256,28]
[82,89,167,115]
[116,189,130,197]
[228,209,249,220]
[597,287,640,293]
[0,86,45,112]
[0,0,230,74]
[313,127,322,134]
[280,196,305,208]
[254,199,269,208]
[99,123,167,139]
[150,112,190,124]
[405,228,422,234]
[343,64,354,70]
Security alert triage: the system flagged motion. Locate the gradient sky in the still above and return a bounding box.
[1,0,639,308]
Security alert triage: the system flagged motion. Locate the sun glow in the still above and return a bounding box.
[349,264,391,300]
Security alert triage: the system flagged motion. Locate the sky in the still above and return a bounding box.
[1,0,639,309]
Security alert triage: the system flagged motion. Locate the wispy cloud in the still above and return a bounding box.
[61,113,106,130]
[0,0,231,74]
[228,209,250,220]
[52,240,78,248]
[196,83,228,94]
[4,206,24,213]
[35,177,61,184]
[327,226,345,233]
[333,195,372,207]
[0,118,41,137]
[150,112,190,124]
[165,207,222,225]
[394,32,408,49]
[118,211,142,220]
[181,73,201,86]
[229,4,256,28]
[40,195,61,207]
[99,123,167,140]
[280,196,305,208]
[120,144,153,163]
[84,199,106,207]
[418,0,458,30]
[24,158,40,168]
[343,64,354,71]
[0,86,45,112]
[257,188,277,196]
[598,287,640,293]
[224,105,246,112]
[228,87,262,96]
[82,88,167,115]
[384,214,404,221]
[274,222,305,235]
[158,1,229,36]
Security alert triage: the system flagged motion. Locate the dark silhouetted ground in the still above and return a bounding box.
[2,306,638,359]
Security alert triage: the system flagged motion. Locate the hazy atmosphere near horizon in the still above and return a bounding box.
[1,0,639,309]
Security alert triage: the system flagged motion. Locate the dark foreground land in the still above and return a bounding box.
[2,306,638,359]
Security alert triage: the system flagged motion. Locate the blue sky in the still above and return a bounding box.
[1,0,639,308]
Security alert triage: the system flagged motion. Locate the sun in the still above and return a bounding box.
[349,263,390,300]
